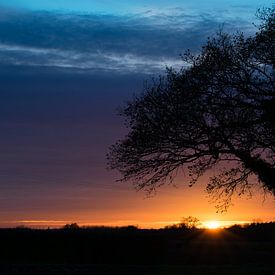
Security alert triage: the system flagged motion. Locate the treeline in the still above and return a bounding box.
[0,222,273,266]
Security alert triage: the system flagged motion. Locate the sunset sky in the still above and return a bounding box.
[0,0,274,228]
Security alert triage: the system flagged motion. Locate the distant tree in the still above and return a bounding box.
[251,218,263,224]
[179,216,201,229]
[108,8,275,211]
[63,223,80,229]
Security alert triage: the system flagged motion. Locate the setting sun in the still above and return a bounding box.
[205,221,220,229]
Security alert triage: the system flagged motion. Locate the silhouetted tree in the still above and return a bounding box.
[179,216,200,229]
[108,8,275,211]
[63,223,80,229]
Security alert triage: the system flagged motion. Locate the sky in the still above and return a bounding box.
[0,0,274,228]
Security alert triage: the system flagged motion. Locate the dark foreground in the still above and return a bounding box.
[0,223,274,274]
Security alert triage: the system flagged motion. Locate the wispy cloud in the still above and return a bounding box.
[0,43,184,73]
[0,8,256,74]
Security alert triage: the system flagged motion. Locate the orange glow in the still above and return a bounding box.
[204,221,220,229]
[0,179,274,229]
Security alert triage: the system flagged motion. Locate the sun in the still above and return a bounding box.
[205,221,220,230]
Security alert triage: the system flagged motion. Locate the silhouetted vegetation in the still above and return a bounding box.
[108,8,275,211]
[63,223,80,230]
[0,222,274,274]
[179,216,201,229]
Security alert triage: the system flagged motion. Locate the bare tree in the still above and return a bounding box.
[108,8,275,211]
[179,216,201,229]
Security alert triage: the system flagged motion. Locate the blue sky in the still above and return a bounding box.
[0,1,274,227]
[1,1,272,74]
[2,0,273,15]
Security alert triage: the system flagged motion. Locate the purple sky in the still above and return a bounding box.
[0,1,274,228]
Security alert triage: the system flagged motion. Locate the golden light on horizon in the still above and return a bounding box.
[204,221,220,229]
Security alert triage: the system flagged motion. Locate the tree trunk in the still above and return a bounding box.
[237,151,275,195]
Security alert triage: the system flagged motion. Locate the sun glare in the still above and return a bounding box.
[205,221,220,230]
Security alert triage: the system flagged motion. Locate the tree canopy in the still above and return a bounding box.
[108,8,275,211]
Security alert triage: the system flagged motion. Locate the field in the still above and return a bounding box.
[0,223,274,274]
